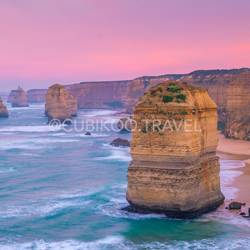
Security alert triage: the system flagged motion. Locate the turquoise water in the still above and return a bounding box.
[0,103,250,250]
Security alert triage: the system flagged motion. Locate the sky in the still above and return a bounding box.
[0,0,250,92]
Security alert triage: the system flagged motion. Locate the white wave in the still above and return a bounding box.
[0,126,54,133]
[0,168,16,173]
[95,149,132,162]
[0,236,126,250]
[82,110,118,118]
[220,160,245,170]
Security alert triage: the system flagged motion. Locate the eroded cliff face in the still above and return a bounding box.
[65,81,130,109]
[125,75,183,114]
[26,89,47,102]
[126,81,224,218]
[0,97,8,117]
[12,87,29,107]
[45,84,73,123]
[225,71,250,140]
[7,90,17,103]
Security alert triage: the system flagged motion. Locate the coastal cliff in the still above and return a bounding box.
[126,80,224,218]
[26,89,47,102]
[12,87,29,107]
[125,75,183,114]
[45,84,74,123]
[225,71,250,140]
[66,80,130,109]
[0,97,8,117]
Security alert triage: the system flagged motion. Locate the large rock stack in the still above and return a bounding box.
[0,97,8,117]
[225,71,250,140]
[12,86,29,107]
[45,84,77,123]
[126,80,224,218]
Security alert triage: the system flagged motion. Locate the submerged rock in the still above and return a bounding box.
[0,97,8,117]
[45,84,73,124]
[110,138,130,147]
[45,84,77,117]
[126,80,225,218]
[117,118,132,132]
[12,86,29,107]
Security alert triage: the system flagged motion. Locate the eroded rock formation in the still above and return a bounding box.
[117,118,132,132]
[45,84,75,123]
[12,87,29,107]
[225,71,250,140]
[7,90,16,103]
[26,89,47,102]
[45,84,77,117]
[126,80,224,218]
[0,97,8,117]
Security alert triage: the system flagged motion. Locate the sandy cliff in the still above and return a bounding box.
[26,89,47,102]
[126,80,224,218]
[66,81,131,109]
[225,71,250,140]
[45,84,74,123]
[12,87,29,107]
[0,97,8,117]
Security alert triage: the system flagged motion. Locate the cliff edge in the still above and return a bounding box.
[225,71,250,140]
[126,80,224,218]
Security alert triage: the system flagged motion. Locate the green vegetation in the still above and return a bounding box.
[158,87,163,93]
[176,94,187,102]
[167,82,184,93]
[103,101,124,108]
[162,95,173,103]
[141,127,147,133]
[176,100,181,103]
[183,82,187,84]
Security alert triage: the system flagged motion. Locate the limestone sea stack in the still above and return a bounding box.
[7,90,16,103]
[45,84,77,117]
[225,71,250,140]
[45,84,76,124]
[126,80,225,218]
[12,86,29,107]
[0,97,8,117]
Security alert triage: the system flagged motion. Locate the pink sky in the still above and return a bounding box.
[0,0,250,92]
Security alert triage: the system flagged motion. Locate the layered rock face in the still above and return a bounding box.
[125,75,183,114]
[7,90,17,103]
[65,80,130,109]
[126,81,224,218]
[225,71,250,140]
[26,89,48,102]
[0,97,8,117]
[12,87,29,107]
[45,84,77,117]
[176,69,250,122]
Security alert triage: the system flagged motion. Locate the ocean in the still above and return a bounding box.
[0,103,250,250]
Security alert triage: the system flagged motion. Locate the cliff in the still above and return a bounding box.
[125,75,183,114]
[65,80,130,109]
[225,71,250,140]
[26,89,47,102]
[0,97,8,117]
[7,90,17,103]
[45,84,74,123]
[12,87,29,107]
[126,80,224,218]
[179,68,250,122]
